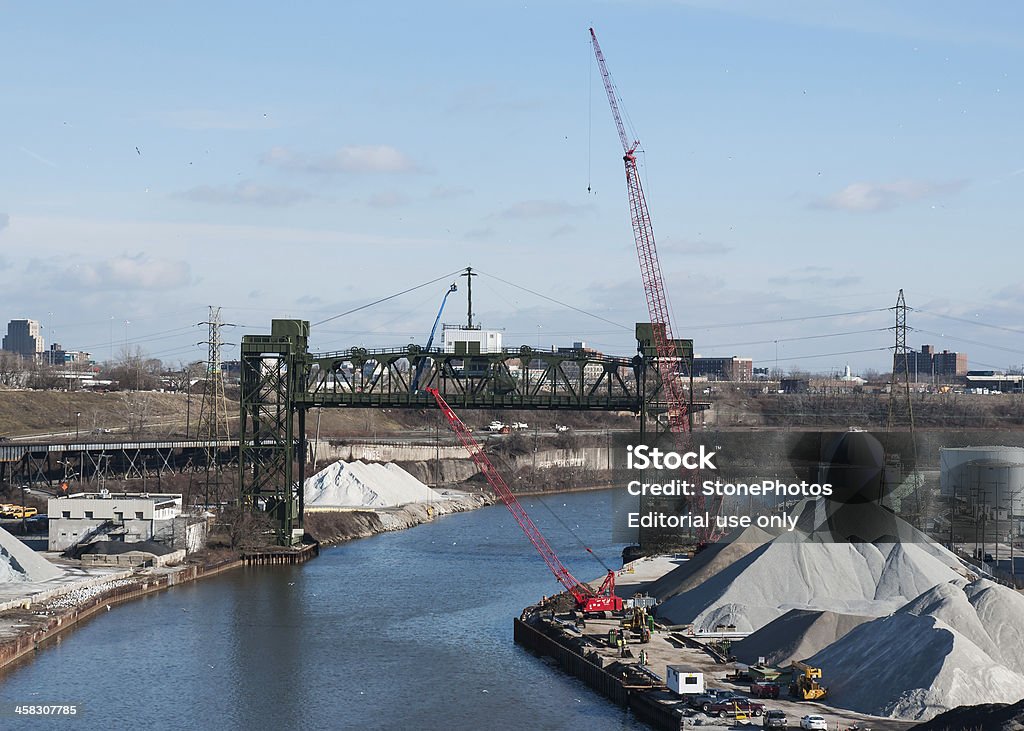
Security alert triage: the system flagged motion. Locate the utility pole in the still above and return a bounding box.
[461,266,477,329]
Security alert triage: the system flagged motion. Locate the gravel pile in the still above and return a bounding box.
[646,525,775,602]
[910,698,1024,730]
[807,578,1024,720]
[731,608,872,666]
[304,460,442,508]
[656,534,964,632]
[0,526,62,583]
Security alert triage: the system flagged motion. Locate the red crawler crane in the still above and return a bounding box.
[590,28,721,541]
[426,387,622,613]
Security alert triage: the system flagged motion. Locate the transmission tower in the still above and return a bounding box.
[196,306,234,508]
[886,289,914,430]
[886,289,923,526]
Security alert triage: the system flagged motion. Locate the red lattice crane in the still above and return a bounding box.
[426,387,622,612]
[589,28,690,434]
[590,28,720,541]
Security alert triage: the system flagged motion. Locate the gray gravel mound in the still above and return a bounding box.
[809,610,1024,720]
[731,608,873,666]
[656,536,964,632]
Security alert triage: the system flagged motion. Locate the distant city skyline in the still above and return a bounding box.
[2,2,1023,373]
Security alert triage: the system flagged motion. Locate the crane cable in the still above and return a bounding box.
[529,490,612,572]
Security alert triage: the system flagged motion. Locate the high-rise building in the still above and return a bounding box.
[904,344,967,381]
[2,319,44,359]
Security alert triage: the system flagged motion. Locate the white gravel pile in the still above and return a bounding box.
[0,526,62,583]
[657,534,965,632]
[304,460,442,508]
[809,579,1024,720]
[47,578,136,610]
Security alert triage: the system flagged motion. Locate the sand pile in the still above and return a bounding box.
[0,526,61,582]
[304,460,442,509]
[808,579,1024,720]
[656,534,965,632]
[732,608,872,666]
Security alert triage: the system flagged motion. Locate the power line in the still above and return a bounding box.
[699,327,890,350]
[687,307,890,331]
[473,269,630,330]
[311,269,466,327]
[915,309,1024,337]
[915,329,1024,356]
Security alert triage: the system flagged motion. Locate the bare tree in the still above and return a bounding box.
[0,351,25,387]
[106,346,162,391]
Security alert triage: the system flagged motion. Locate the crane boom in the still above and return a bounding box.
[591,28,723,542]
[411,283,457,394]
[589,27,691,435]
[425,387,621,612]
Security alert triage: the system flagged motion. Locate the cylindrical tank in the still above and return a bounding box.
[940,446,1024,514]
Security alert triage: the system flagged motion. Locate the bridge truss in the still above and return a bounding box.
[239,319,705,544]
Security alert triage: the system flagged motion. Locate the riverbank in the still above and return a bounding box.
[0,482,613,678]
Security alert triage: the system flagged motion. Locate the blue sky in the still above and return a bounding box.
[2,1,1023,374]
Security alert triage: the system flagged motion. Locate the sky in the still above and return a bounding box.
[2,0,1023,375]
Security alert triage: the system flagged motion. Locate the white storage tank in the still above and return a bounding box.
[940,446,1024,514]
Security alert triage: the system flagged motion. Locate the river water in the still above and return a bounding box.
[0,489,641,730]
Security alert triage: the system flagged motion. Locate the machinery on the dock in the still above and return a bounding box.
[790,661,828,701]
[620,606,652,642]
[426,386,623,613]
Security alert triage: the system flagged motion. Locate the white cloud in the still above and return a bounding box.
[0,213,8,232]
[812,179,966,212]
[174,181,313,207]
[263,145,421,174]
[66,253,192,291]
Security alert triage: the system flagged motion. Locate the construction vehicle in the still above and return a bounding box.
[790,661,828,701]
[590,29,722,543]
[621,606,652,642]
[426,386,622,613]
[410,283,457,394]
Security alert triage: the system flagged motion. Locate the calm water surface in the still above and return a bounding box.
[0,489,642,730]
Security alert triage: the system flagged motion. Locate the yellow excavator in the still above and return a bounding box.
[790,661,827,700]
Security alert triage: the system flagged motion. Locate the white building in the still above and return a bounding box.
[442,325,502,355]
[47,492,202,552]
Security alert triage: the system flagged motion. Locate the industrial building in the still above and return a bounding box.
[2,319,44,359]
[46,491,206,553]
[691,356,754,381]
[905,344,968,380]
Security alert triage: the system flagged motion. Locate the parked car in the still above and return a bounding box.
[688,689,741,712]
[763,709,787,728]
[707,697,765,718]
[800,715,828,730]
[24,515,48,532]
[554,424,570,433]
[10,507,37,519]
